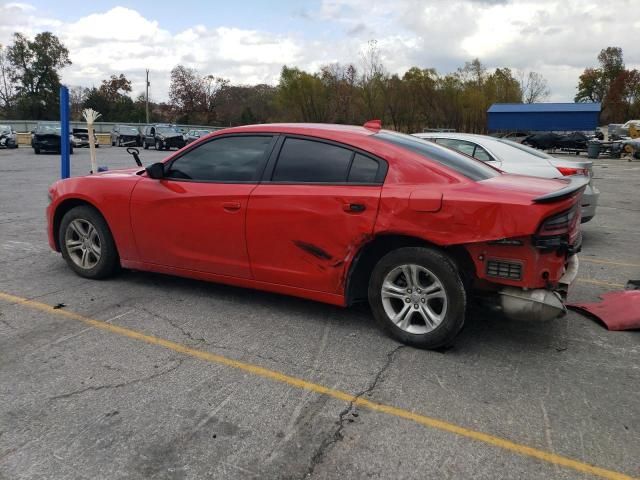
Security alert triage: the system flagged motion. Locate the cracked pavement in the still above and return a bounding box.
[1,147,639,479]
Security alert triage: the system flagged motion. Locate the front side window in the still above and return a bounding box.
[166,135,272,182]
[272,138,353,182]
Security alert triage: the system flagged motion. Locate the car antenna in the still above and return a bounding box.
[127,147,143,167]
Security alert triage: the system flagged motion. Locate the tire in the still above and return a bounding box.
[34,147,40,154]
[117,137,122,147]
[368,247,466,349]
[155,140,161,150]
[143,140,149,150]
[59,206,119,279]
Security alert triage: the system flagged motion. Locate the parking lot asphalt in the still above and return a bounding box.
[0,145,639,480]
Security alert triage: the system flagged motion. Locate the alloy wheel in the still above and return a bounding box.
[380,264,448,334]
[64,219,101,270]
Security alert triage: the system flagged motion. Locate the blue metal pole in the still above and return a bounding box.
[60,85,70,179]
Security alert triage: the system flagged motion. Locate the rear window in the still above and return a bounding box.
[375,131,499,181]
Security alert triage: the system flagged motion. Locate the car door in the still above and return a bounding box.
[246,136,385,294]
[130,134,276,277]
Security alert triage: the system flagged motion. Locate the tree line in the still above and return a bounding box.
[1,32,638,131]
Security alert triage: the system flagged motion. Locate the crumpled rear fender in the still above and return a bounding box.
[374,184,578,245]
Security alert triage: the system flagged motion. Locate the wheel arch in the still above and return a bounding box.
[53,198,111,252]
[345,234,475,306]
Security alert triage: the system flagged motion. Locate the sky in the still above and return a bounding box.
[1,0,638,103]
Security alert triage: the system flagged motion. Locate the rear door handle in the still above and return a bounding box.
[343,203,366,213]
[222,201,241,212]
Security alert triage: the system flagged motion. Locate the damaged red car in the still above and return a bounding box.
[46,122,586,349]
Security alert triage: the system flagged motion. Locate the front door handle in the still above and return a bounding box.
[343,203,366,213]
[222,201,241,212]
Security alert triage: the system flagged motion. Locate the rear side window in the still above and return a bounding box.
[273,138,353,182]
[166,135,273,182]
[348,153,379,182]
[375,131,499,180]
[436,138,475,156]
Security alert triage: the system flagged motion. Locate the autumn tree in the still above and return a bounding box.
[576,47,639,123]
[0,44,16,115]
[169,65,230,124]
[6,32,71,119]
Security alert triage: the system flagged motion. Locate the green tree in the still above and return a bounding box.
[7,32,71,119]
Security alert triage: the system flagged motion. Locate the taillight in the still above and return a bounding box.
[538,208,576,235]
[556,166,589,177]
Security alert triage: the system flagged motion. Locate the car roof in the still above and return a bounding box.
[220,123,376,138]
[413,132,498,141]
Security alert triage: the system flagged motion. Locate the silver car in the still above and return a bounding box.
[413,132,599,222]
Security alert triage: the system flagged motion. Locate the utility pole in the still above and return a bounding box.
[145,69,150,124]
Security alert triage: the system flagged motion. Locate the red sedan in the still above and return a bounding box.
[46,122,585,348]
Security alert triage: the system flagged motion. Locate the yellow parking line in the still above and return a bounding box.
[581,258,640,268]
[0,290,635,480]
[577,278,626,289]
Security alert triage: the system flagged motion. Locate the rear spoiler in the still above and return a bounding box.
[533,176,590,204]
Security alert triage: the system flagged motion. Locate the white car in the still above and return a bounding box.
[412,132,599,222]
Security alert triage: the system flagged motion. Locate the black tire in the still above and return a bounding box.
[34,147,40,154]
[368,247,466,349]
[143,140,149,150]
[59,205,119,279]
[155,140,161,150]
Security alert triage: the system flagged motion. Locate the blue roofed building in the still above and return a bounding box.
[487,103,601,132]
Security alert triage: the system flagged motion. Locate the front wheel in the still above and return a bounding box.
[59,206,119,279]
[368,247,466,349]
[155,140,161,150]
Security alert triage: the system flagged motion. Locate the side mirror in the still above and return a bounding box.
[145,162,165,179]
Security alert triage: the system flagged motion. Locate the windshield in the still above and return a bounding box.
[37,124,61,134]
[196,130,211,135]
[157,127,179,135]
[374,131,500,181]
[123,127,139,134]
[0,125,10,134]
[497,138,553,159]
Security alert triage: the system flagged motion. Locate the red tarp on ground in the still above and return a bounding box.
[569,290,640,331]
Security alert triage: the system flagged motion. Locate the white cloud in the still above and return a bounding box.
[1,1,638,102]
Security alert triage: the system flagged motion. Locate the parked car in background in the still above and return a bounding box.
[111,125,142,147]
[0,124,18,148]
[185,129,212,144]
[413,132,599,222]
[608,120,640,140]
[46,122,586,349]
[142,124,185,150]
[71,128,99,149]
[32,123,73,154]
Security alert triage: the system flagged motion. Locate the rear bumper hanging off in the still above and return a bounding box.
[498,255,579,321]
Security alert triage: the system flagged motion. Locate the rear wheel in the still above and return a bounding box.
[59,206,119,279]
[155,140,161,150]
[34,147,40,154]
[143,140,149,150]
[368,247,466,349]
